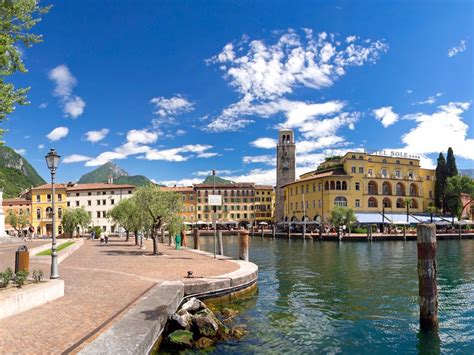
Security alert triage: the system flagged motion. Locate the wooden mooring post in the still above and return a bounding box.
[239,229,249,261]
[417,223,439,331]
[193,228,200,250]
[217,230,224,256]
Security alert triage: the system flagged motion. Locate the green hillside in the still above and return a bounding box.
[202,175,233,184]
[0,146,46,198]
[78,162,152,187]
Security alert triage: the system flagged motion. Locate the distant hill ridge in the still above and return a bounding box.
[78,162,152,187]
[460,169,474,179]
[201,175,233,184]
[0,146,46,198]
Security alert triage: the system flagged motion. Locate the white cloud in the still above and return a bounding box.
[38,144,44,149]
[63,154,93,164]
[159,177,204,187]
[205,30,387,132]
[414,92,443,105]
[406,89,413,95]
[38,102,48,109]
[126,129,158,144]
[47,127,69,141]
[243,155,276,166]
[193,169,237,176]
[85,151,127,167]
[448,40,467,57]
[150,95,194,117]
[143,144,214,162]
[197,152,219,158]
[402,102,474,160]
[14,148,26,156]
[85,129,109,143]
[250,137,277,149]
[373,106,399,127]
[48,64,86,118]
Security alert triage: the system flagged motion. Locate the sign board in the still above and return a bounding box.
[364,149,421,160]
[208,194,222,206]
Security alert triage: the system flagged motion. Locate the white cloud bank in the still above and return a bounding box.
[48,65,86,118]
[250,137,277,149]
[150,95,194,117]
[47,127,69,141]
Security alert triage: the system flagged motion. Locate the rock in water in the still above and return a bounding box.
[195,337,215,350]
[167,311,192,332]
[181,297,206,314]
[221,308,239,321]
[231,325,248,340]
[168,330,194,348]
[192,310,219,338]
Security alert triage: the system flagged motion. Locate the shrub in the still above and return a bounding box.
[32,269,44,283]
[0,267,14,288]
[15,270,29,288]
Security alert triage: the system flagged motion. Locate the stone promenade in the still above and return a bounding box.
[0,237,238,354]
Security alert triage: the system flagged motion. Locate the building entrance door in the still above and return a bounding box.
[46,224,53,237]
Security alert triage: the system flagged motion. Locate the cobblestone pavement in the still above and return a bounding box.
[0,237,239,354]
[0,240,50,270]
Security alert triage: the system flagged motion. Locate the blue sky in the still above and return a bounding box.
[4,0,474,185]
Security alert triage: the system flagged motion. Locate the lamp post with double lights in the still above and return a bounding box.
[45,148,61,279]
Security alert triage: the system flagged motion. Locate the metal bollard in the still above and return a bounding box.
[218,230,224,256]
[15,245,29,274]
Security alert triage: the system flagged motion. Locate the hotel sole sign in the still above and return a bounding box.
[365,150,421,160]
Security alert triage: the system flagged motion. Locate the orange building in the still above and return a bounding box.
[2,198,32,232]
[161,186,196,222]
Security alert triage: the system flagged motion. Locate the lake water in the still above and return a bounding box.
[195,236,474,354]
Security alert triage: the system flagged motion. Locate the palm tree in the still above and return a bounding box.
[404,197,413,223]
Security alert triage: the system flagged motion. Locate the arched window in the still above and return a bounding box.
[336,181,341,190]
[330,181,335,190]
[410,183,418,197]
[325,181,329,190]
[342,181,347,190]
[334,196,348,207]
[58,208,62,218]
[36,208,41,220]
[411,199,418,209]
[396,198,404,208]
[368,181,378,195]
[382,181,392,195]
[46,207,53,219]
[396,160,400,164]
[382,158,387,163]
[351,155,356,159]
[383,198,391,208]
[359,155,363,160]
[291,216,298,221]
[396,182,405,196]
[409,161,413,165]
[368,197,378,208]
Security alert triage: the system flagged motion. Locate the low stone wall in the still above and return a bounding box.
[30,238,84,264]
[78,253,258,355]
[0,279,64,320]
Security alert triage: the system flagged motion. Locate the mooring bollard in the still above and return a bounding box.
[287,226,291,240]
[302,224,306,240]
[239,229,249,261]
[193,228,200,250]
[217,230,224,256]
[417,223,438,331]
[272,225,276,239]
[261,226,264,238]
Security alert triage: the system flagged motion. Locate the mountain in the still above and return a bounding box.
[78,162,152,186]
[202,175,233,185]
[460,169,474,179]
[0,146,46,198]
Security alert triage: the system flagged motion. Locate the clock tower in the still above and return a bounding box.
[275,129,296,222]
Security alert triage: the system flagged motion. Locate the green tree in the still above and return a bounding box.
[446,147,458,177]
[61,208,91,237]
[5,209,29,234]
[329,206,357,236]
[425,204,438,223]
[134,185,183,255]
[108,198,145,246]
[404,197,413,223]
[445,175,474,220]
[434,153,446,211]
[0,0,51,139]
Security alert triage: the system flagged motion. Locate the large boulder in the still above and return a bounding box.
[192,309,219,338]
[230,325,248,340]
[167,330,194,348]
[167,310,192,333]
[181,297,206,314]
[221,308,239,322]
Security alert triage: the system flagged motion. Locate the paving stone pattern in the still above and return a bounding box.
[0,238,238,353]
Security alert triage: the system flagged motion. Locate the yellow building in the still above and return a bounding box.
[255,185,274,224]
[283,152,436,223]
[161,186,196,222]
[30,183,67,236]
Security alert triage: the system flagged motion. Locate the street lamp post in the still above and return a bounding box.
[45,148,60,279]
[212,169,217,259]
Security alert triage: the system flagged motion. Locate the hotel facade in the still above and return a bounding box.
[282,151,436,223]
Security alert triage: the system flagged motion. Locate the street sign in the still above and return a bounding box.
[208,194,222,206]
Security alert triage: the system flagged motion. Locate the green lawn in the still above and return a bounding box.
[36,241,75,256]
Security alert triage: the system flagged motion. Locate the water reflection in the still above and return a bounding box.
[193,237,474,354]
